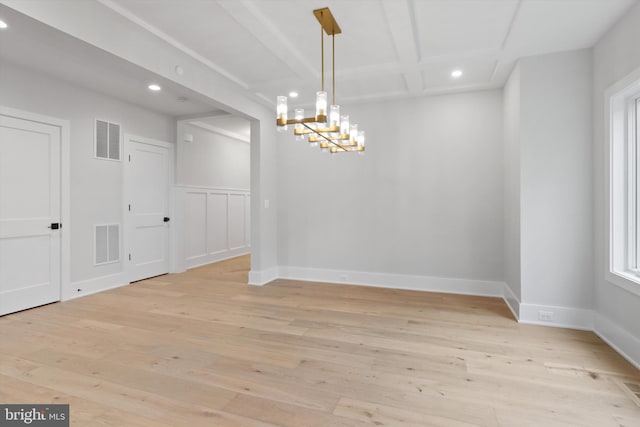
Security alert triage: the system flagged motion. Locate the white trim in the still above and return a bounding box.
[277,266,505,297]
[188,121,250,143]
[248,267,279,286]
[518,303,594,331]
[0,105,71,303]
[502,283,520,320]
[97,0,248,89]
[178,185,251,271]
[187,249,250,270]
[605,66,640,298]
[123,134,175,284]
[66,273,128,301]
[175,184,250,193]
[594,314,640,370]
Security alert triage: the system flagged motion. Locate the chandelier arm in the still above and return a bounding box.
[301,122,348,152]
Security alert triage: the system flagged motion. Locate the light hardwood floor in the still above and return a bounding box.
[1,255,639,426]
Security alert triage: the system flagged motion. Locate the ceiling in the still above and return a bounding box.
[1,0,638,117]
[103,0,638,108]
[0,4,224,118]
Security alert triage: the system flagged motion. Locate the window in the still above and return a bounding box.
[608,73,640,296]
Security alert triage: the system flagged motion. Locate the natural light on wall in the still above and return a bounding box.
[607,68,640,297]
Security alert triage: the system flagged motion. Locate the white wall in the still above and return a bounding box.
[174,120,251,269]
[3,0,279,283]
[503,64,522,312]
[593,2,640,366]
[176,122,250,189]
[519,49,594,314]
[277,90,504,293]
[0,61,175,293]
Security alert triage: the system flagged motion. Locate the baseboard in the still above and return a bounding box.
[277,266,505,297]
[186,248,250,270]
[518,303,594,330]
[65,272,128,301]
[594,314,640,370]
[248,266,279,286]
[502,283,520,320]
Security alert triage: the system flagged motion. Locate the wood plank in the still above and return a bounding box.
[0,254,638,426]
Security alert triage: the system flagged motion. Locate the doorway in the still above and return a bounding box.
[0,107,69,315]
[124,134,174,283]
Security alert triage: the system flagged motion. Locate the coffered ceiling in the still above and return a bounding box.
[102,0,638,108]
[1,0,638,116]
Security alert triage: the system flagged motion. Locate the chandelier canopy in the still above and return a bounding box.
[276,7,366,154]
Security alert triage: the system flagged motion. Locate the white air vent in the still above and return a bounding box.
[95,224,120,265]
[95,119,121,160]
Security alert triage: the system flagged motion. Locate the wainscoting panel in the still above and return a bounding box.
[229,194,246,250]
[185,192,207,262]
[207,192,228,255]
[181,186,250,269]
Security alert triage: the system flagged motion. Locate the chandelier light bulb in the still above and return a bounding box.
[294,108,304,141]
[329,105,340,137]
[316,91,327,119]
[340,115,350,136]
[277,96,288,132]
[350,124,358,145]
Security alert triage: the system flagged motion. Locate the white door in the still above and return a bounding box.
[126,136,171,282]
[0,115,61,315]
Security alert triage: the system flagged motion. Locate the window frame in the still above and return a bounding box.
[607,70,640,297]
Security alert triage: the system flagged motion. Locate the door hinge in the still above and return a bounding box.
[128,204,131,211]
[128,154,131,162]
[128,254,131,261]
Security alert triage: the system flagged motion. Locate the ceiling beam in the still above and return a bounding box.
[98,0,248,89]
[381,0,423,95]
[218,0,319,82]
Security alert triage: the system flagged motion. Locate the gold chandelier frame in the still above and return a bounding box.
[276,7,365,154]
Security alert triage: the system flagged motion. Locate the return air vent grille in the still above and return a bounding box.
[95,119,121,160]
[95,224,120,265]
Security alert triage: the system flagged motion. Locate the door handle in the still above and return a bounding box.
[48,223,61,230]
[163,217,170,222]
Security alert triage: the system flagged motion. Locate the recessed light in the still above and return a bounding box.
[451,69,463,78]
[288,91,299,98]
[0,20,8,29]
[148,84,161,91]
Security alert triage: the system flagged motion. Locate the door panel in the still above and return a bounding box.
[127,138,170,282]
[0,115,61,315]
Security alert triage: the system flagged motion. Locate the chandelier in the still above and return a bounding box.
[276,7,366,154]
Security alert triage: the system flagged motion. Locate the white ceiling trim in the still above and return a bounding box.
[218,0,320,83]
[97,0,249,89]
[381,0,422,95]
[189,121,250,143]
[500,0,523,50]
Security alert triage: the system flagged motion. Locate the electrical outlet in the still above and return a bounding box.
[538,310,554,321]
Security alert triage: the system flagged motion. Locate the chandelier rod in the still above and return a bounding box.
[332,33,336,105]
[321,22,325,92]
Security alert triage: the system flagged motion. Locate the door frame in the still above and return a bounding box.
[123,134,175,283]
[0,105,71,301]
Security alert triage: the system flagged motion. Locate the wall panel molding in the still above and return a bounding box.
[180,186,250,269]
